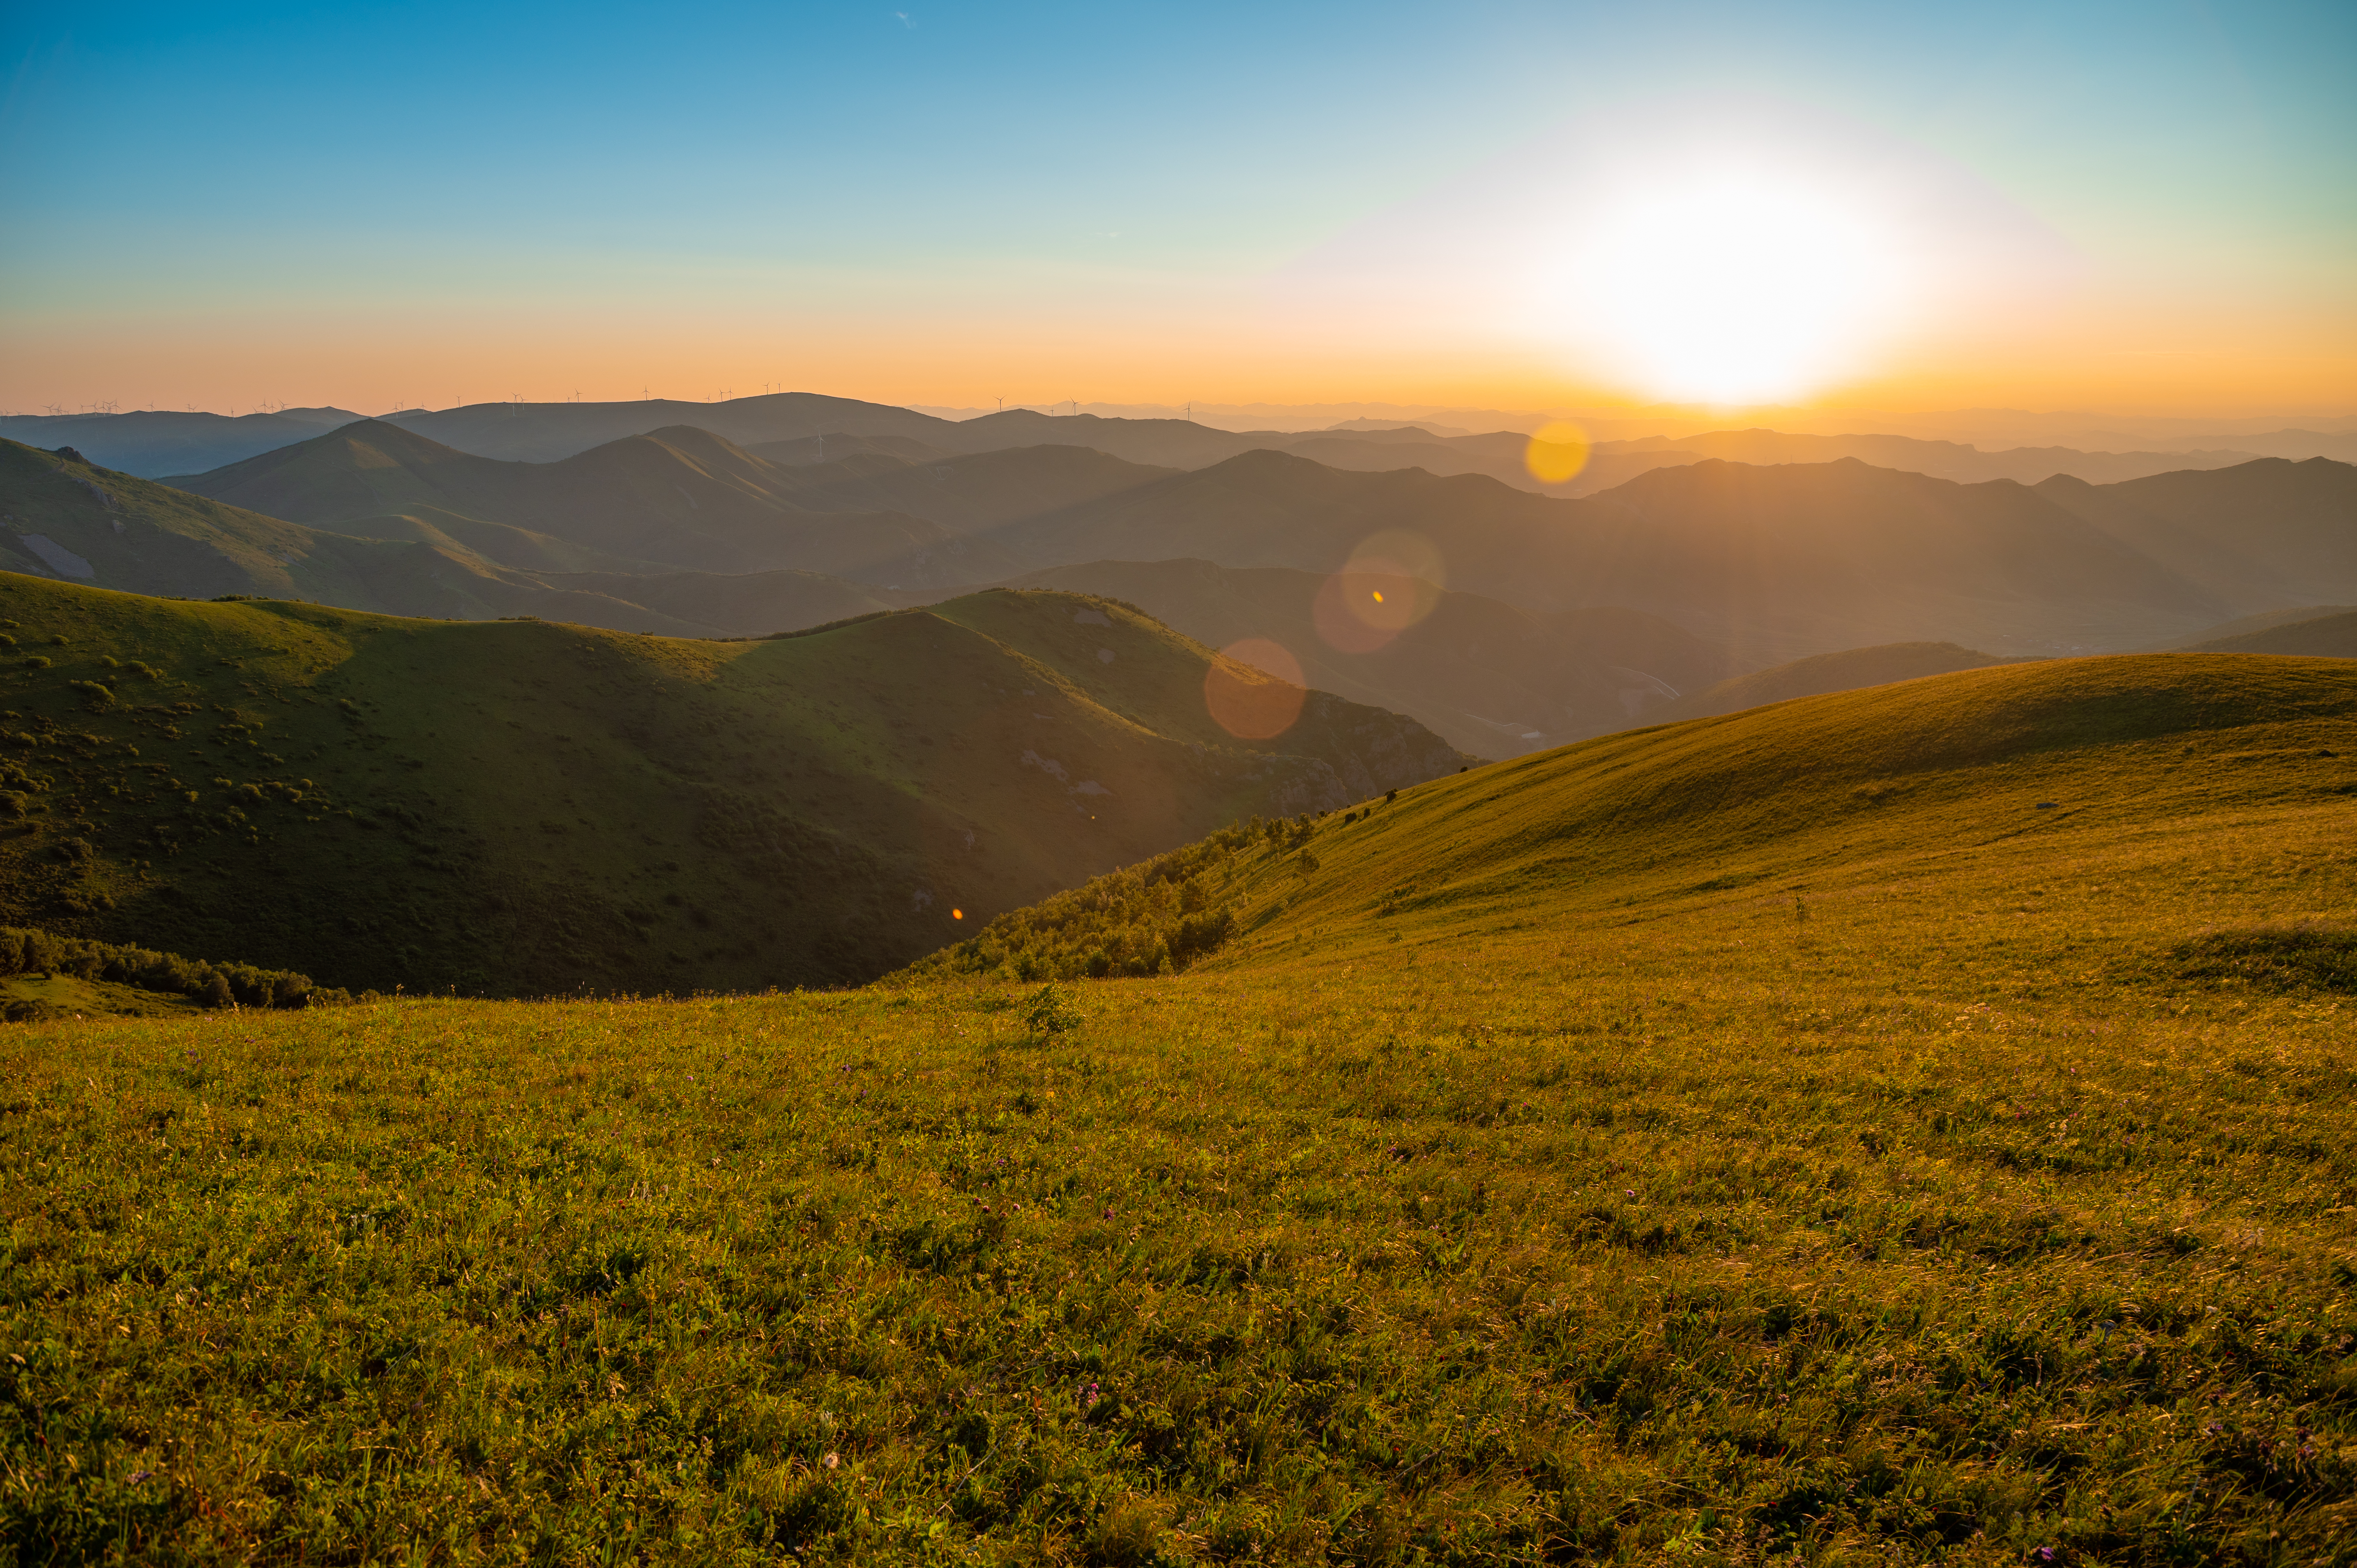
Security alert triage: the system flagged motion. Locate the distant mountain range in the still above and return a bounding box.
[12,391,2351,493]
[7,408,2351,766]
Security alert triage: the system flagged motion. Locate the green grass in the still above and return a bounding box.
[0,573,1456,999]
[4,656,2354,1563]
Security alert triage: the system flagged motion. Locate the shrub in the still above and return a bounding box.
[915,823,1265,983]
[1024,984,1083,1037]
[0,925,339,1012]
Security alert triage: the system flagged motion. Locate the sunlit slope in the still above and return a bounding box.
[1222,653,2357,964]
[1654,640,2018,721]
[0,575,1459,995]
[933,655,2356,984]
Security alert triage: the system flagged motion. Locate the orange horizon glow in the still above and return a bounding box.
[6,307,2347,426]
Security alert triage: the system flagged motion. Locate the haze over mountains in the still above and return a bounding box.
[5,387,2352,767]
[11,390,2354,490]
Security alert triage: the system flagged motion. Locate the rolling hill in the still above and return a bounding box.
[14,653,2356,1562]
[957,451,2235,660]
[2183,607,2357,657]
[382,392,968,464]
[166,420,1027,586]
[0,439,839,635]
[0,573,1461,996]
[772,445,1184,531]
[1651,641,2021,722]
[930,653,2357,987]
[974,557,1738,757]
[2035,457,2357,613]
[0,406,364,477]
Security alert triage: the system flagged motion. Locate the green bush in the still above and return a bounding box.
[919,820,1280,983]
[1023,983,1082,1037]
[0,926,341,1011]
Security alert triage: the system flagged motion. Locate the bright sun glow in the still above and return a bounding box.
[1552,173,1905,404]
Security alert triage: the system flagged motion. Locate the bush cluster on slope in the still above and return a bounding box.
[0,925,338,1015]
[922,818,1308,980]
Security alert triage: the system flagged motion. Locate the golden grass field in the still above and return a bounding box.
[4,655,2353,1563]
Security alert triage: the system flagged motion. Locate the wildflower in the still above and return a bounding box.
[128,1469,154,1484]
[823,1452,839,1469]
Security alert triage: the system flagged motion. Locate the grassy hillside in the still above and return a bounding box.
[1654,641,2019,722]
[2187,610,2357,657]
[6,655,2352,1562]
[0,574,1460,996]
[988,558,1739,758]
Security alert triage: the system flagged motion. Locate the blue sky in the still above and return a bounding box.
[4,1,2351,413]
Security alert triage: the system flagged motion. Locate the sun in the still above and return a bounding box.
[1550,171,1905,405]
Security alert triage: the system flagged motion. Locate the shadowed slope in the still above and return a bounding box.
[2183,609,2357,657]
[2037,457,2357,612]
[0,575,1460,996]
[972,452,2231,659]
[986,557,1737,757]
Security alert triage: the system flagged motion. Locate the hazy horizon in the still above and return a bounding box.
[5,0,2351,420]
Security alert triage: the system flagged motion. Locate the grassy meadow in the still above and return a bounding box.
[4,655,2355,1563]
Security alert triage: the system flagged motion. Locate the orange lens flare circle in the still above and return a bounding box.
[1524,420,1591,485]
[1204,638,1307,740]
[1314,530,1445,654]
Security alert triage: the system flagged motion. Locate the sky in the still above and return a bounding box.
[2,0,2352,420]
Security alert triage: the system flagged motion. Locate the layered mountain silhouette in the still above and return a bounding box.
[0,406,364,477]
[2034,459,2357,613]
[931,451,2238,659]
[164,421,1023,585]
[956,557,1737,757]
[2180,608,2357,657]
[90,422,2357,662]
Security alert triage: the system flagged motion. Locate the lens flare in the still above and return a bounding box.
[1314,530,1445,654]
[1204,639,1307,739]
[1523,420,1590,485]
